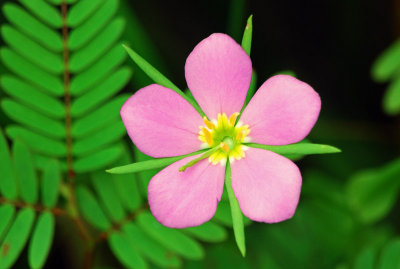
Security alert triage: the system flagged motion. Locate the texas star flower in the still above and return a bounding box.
[121,33,321,228]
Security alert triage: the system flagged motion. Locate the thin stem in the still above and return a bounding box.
[0,197,66,216]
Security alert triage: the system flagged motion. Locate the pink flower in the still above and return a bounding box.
[121,33,321,228]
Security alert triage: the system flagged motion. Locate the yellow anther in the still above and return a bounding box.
[220,142,230,153]
[203,116,215,129]
[201,127,213,146]
[229,112,240,126]
[236,131,243,141]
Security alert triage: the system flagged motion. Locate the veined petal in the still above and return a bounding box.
[185,33,252,119]
[241,75,321,145]
[231,147,302,223]
[148,154,225,228]
[121,84,204,158]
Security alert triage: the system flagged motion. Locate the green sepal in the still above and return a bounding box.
[245,142,341,156]
[241,15,253,56]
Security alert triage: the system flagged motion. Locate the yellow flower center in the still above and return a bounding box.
[198,112,251,165]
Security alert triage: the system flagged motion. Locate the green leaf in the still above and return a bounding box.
[67,0,104,28]
[41,159,61,208]
[112,150,142,212]
[107,150,204,174]
[0,205,15,242]
[18,0,62,28]
[108,231,148,269]
[2,3,63,52]
[383,76,400,115]
[122,44,206,117]
[1,75,65,119]
[72,94,128,138]
[6,126,66,157]
[91,171,126,222]
[242,71,257,108]
[69,17,125,73]
[241,15,253,56]
[69,0,119,50]
[0,130,17,200]
[70,67,131,116]
[0,48,64,96]
[75,186,111,231]
[0,208,35,269]
[371,38,400,82]
[74,144,123,173]
[354,247,376,269]
[13,140,38,204]
[28,212,55,269]
[73,120,126,156]
[246,142,341,156]
[70,45,127,96]
[183,221,227,243]
[123,223,181,268]
[1,25,63,74]
[225,161,245,256]
[212,201,251,227]
[34,154,67,172]
[378,240,400,269]
[347,157,400,223]
[137,212,204,260]
[1,99,65,139]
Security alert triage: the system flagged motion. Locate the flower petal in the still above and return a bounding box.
[121,84,204,158]
[241,75,321,145]
[185,33,252,119]
[231,147,302,223]
[148,154,225,228]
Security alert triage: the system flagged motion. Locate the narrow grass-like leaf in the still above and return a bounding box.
[347,157,400,223]
[91,171,126,222]
[354,247,376,269]
[2,99,65,139]
[0,48,64,96]
[122,44,206,117]
[0,130,17,200]
[74,145,123,173]
[183,221,227,243]
[108,231,148,269]
[383,76,400,115]
[242,70,257,108]
[1,75,65,119]
[2,3,63,52]
[6,126,65,157]
[107,150,204,174]
[1,25,63,74]
[69,18,125,73]
[28,212,55,269]
[0,205,15,242]
[13,140,38,204]
[0,208,35,269]
[69,0,118,50]
[241,15,253,55]
[137,212,204,260]
[72,94,128,138]
[70,45,126,96]
[67,0,104,28]
[371,39,400,82]
[225,161,245,256]
[18,0,62,28]
[378,240,400,269]
[41,159,61,208]
[73,120,125,156]
[212,201,251,227]
[76,186,111,230]
[113,150,142,212]
[70,67,131,116]
[123,223,181,268]
[246,142,341,155]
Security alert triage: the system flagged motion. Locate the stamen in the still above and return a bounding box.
[201,127,213,146]
[220,142,230,153]
[236,131,243,141]
[203,116,215,129]
[229,112,240,125]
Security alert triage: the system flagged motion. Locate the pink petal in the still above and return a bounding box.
[241,75,321,145]
[148,154,225,228]
[231,147,302,223]
[185,33,252,119]
[121,84,204,158]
